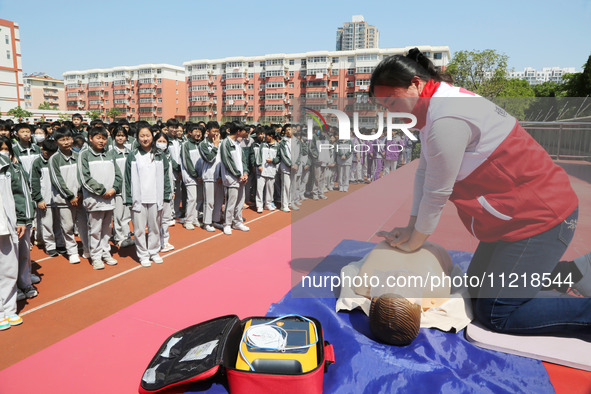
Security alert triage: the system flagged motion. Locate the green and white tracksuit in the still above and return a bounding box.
[199,139,223,226]
[336,140,353,192]
[48,149,89,257]
[220,137,249,227]
[180,138,203,226]
[0,158,18,319]
[255,142,280,210]
[111,145,132,244]
[78,147,122,262]
[12,140,41,180]
[31,155,65,251]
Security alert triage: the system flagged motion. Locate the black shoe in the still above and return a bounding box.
[57,247,67,254]
[47,249,59,257]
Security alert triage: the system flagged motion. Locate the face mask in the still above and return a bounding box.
[0,151,9,157]
[156,142,168,151]
[72,147,81,152]
[34,134,46,143]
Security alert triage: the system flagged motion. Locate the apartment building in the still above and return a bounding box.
[508,67,577,85]
[63,64,186,122]
[24,74,65,110]
[184,46,450,123]
[336,15,379,51]
[0,19,24,115]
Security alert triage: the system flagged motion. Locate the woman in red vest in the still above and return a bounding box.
[370,48,590,336]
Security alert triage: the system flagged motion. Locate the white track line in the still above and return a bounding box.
[21,211,279,316]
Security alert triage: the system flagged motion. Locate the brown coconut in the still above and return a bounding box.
[369,293,421,346]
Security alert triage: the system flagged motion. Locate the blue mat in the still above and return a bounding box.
[187,240,553,393]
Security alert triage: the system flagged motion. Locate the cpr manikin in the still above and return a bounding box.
[335,241,471,346]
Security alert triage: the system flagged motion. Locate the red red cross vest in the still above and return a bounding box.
[420,83,578,242]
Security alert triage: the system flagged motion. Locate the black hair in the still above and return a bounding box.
[153,131,170,144]
[73,135,86,147]
[228,121,246,135]
[72,113,83,121]
[149,125,161,135]
[264,128,276,138]
[0,135,14,160]
[51,121,61,128]
[111,125,127,139]
[205,121,220,131]
[219,124,228,140]
[0,120,6,131]
[90,119,104,128]
[166,118,179,128]
[282,123,292,132]
[15,123,33,133]
[89,126,108,139]
[188,123,205,136]
[40,139,58,153]
[369,48,452,96]
[53,127,73,141]
[118,119,129,126]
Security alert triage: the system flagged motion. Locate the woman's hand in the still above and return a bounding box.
[395,229,429,252]
[376,226,413,248]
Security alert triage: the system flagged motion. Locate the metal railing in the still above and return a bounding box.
[520,121,591,161]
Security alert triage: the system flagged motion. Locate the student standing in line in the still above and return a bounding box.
[166,119,183,222]
[0,152,23,330]
[219,121,250,235]
[255,128,280,213]
[110,126,134,248]
[48,127,89,264]
[30,139,65,257]
[0,136,37,302]
[336,136,353,192]
[278,124,299,212]
[154,131,175,252]
[199,121,223,232]
[180,124,204,230]
[125,125,171,267]
[77,126,122,270]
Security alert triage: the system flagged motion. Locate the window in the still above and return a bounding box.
[347,81,354,88]
[265,59,283,66]
[331,81,338,87]
[139,98,155,103]
[332,57,339,63]
[307,56,327,63]
[264,70,284,77]
[139,88,155,94]
[4,35,8,44]
[266,82,285,89]
[289,83,294,88]
[356,66,375,74]
[248,62,254,67]
[307,80,327,87]
[113,80,126,86]
[433,52,442,60]
[331,69,339,75]
[289,94,294,99]
[89,82,102,87]
[248,84,253,90]
[356,54,378,61]
[347,69,355,75]
[355,79,370,86]
[347,56,354,62]
[52,83,57,87]
[289,59,295,65]
[139,78,153,84]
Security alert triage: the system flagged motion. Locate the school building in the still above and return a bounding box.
[62,64,187,122]
[23,74,65,111]
[183,45,450,124]
[0,19,24,115]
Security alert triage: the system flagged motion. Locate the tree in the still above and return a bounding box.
[7,106,33,121]
[57,112,71,121]
[494,78,535,120]
[85,110,101,121]
[561,54,591,97]
[106,107,123,120]
[38,101,54,110]
[532,81,568,98]
[446,49,509,98]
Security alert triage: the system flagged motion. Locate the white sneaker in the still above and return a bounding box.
[280,207,291,212]
[223,226,232,235]
[232,223,250,232]
[184,223,195,230]
[203,224,215,232]
[290,205,300,211]
[151,255,163,264]
[193,221,201,227]
[140,259,151,267]
[167,220,176,227]
[69,254,81,264]
[17,289,26,301]
[104,256,118,266]
[257,207,263,213]
[92,259,105,270]
[161,243,175,252]
[265,205,276,211]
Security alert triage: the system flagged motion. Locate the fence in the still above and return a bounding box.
[520,122,591,161]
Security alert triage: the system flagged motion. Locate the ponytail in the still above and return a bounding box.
[370,48,452,96]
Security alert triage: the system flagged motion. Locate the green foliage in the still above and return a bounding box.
[85,110,101,120]
[494,78,535,119]
[532,81,568,97]
[38,101,54,110]
[7,106,33,120]
[57,112,70,121]
[446,49,509,98]
[106,107,123,120]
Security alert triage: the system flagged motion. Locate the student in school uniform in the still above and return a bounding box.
[30,139,65,257]
[110,125,134,248]
[0,152,23,330]
[278,124,300,211]
[336,137,353,192]
[249,127,265,205]
[12,123,41,178]
[166,119,184,222]
[308,129,329,200]
[32,125,48,147]
[77,126,122,270]
[125,125,172,267]
[255,128,280,213]
[180,124,204,230]
[0,136,38,302]
[48,127,89,264]
[154,131,175,252]
[219,121,250,235]
[199,121,223,232]
[324,134,337,192]
[383,133,402,175]
[296,131,310,205]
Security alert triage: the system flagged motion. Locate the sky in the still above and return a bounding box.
[1,0,590,79]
